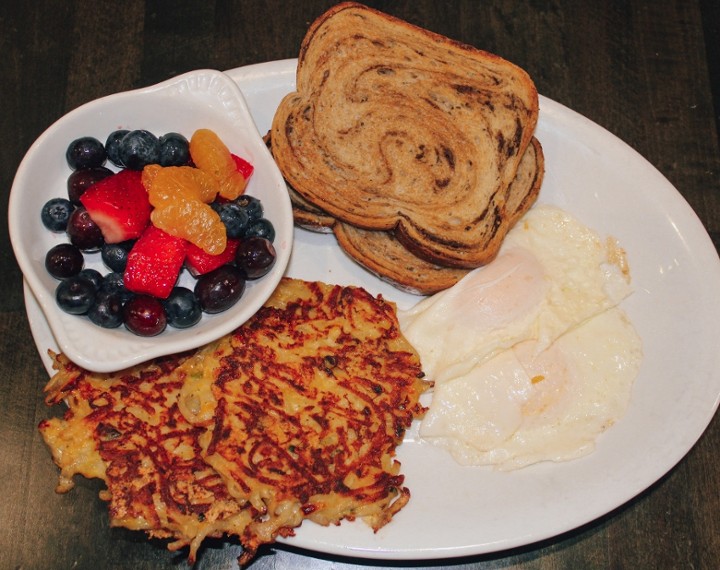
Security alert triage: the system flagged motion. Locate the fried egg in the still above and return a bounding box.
[398,205,642,469]
[418,307,642,469]
[398,205,633,384]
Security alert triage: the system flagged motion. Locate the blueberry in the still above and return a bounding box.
[41,198,75,232]
[118,129,160,170]
[105,129,130,167]
[100,271,134,304]
[77,268,104,291]
[56,275,96,315]
[88,290,125,328]
[66,136,107,170]
[101,271,125,292]
[163,287,202,328]
[243,217,275,242]
[101,240,134,272]
[45,243,84,279]
[158,132,190,167]
[234,195,263,221]
[214,202,250,239]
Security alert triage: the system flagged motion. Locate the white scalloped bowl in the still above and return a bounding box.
[9,69,293,373]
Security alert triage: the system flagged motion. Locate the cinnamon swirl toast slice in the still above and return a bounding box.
[270,134,542,294]
[334,137,544,294]
[271,1,540,268]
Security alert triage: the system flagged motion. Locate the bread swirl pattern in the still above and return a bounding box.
[268,129,543,295]
[271,2,539,268]
[334,137,544,294]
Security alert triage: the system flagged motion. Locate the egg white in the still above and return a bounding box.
[419,307,642,469]
[399,205,642,469]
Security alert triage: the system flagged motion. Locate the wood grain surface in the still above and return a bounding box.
[1,1,718,569]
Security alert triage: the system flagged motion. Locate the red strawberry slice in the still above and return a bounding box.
[80,169,152,243]
[185,238,240,277]
[231,154,254,181]
[124,225,187,299]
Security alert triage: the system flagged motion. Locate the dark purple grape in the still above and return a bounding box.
[66,207,104,251]
[235,237,276,279]
[123,295,167,336]
[88,290,125,328]
[158,132,190,167]
[67,166,113,204]
[194,265,246,314]
[163,287,202,328]
[41,198,75,232]
[118,130,160,170]
[55,275,96,315]
[45,243,84,279]
[105,129,130,167]
[66,136,107,170]
[243,217,275,242]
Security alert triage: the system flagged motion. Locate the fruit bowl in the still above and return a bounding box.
[8,69,293,373]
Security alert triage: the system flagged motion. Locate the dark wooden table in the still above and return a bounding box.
[2,1,719,569]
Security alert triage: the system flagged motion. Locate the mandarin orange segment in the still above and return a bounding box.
[190,129,247,200]
[150,199,227,255]
[136,130,249,255]
[144,165,219,206]
[141,164,162,189]
[189,129,234,179]
[218,170,248,200]
[184,167,219,202]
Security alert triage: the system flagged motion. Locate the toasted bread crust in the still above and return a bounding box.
[288,182,336,232]
[333,222,469,294]
[271,2,539,267]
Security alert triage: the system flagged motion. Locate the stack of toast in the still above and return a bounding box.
[270,2,544,294]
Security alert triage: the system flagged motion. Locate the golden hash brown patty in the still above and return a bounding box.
[39,278,429,566]
[193,278,430,538]
[39,348,256,564]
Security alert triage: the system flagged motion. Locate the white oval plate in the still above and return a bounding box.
[10,69,293,373]
[25,60,720,560]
